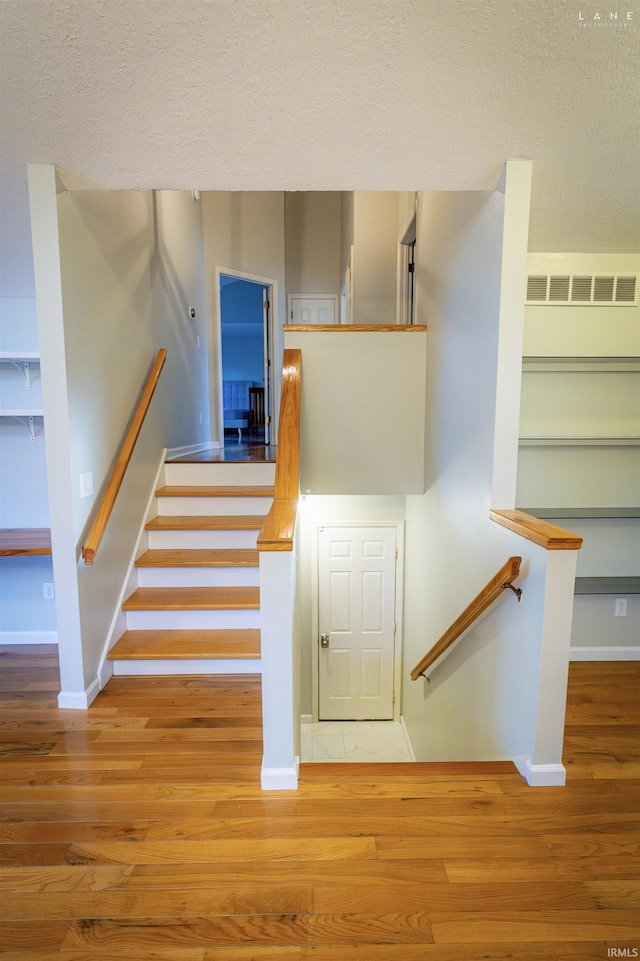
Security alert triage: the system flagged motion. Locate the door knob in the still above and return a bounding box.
[320,633,330,648]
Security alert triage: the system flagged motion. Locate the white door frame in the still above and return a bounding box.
[214,266,279,446]
[310,520,405,723]
[396,201,418,326]
[288,293,339,325]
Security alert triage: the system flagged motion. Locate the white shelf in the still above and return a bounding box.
[0,352,40,361]
[519,436,640,447]
[523,356,640,372]
[518,507,640,519]
[0,409,44,417]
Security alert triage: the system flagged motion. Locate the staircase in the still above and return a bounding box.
[108,458,275,675]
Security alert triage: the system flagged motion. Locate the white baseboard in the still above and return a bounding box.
[112,659,261,675]
[57,677,100,710]
[166,441,220,458]
[261,764,299,791]
[570,646,640,661]
[400,714,417,762]
[524,760,566,787]
[0,631,58,645]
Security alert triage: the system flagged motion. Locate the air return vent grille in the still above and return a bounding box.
[526,274,637,305]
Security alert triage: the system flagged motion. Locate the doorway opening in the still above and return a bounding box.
[301,520,412,763]
[397,210,417,326]
[218,271,273,447]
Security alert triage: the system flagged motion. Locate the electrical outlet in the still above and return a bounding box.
[615,598,627,617]
[43,582,55,600]
[80,471,93,498]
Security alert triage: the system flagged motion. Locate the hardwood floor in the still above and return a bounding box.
[168,442,276,463]
[0,648,638,959]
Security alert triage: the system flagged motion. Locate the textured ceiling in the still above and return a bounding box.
[1,0,638,296]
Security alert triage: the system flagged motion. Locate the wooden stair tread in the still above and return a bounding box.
[108,629,261,660]
[135,548,259,568]
[123,586,260,611]
[145,515,266,531]
[156,485,274,497]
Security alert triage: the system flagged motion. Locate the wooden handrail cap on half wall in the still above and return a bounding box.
[257,348,301,553]
[257,500,297,552]
[490,509,583,551]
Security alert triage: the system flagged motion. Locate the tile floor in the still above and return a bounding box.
[301,720,414,763]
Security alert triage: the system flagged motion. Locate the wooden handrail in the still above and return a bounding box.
[490,509,583,550]
[82,349,167,565]
[257,349,301,552]
[410,556,522,680]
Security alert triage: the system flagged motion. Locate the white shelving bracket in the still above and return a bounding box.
[15,361,33,390]
[13,415,38,441]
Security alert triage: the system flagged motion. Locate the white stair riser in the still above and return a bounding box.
[165,462,275,486]
[137,567,259,588]
[148,529,260,549]
[125,609,261,631]
[156,496,272,516]
[112,659,262,676]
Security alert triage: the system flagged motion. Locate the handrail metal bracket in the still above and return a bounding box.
[502,582,523,602]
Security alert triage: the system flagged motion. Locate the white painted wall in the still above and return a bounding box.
[285,192,341,296]
[0,556,56,639]
[284,328,426,494]
[29,166,204,703]
[402,169,574,777]
[352,192,399,325]
[517,446,640,508]
[201,192,287,440]
[0,296,56,637]
[153,190,210,447]
[0,297,39,351]
[56,187,159,538]
[523,254,640,357]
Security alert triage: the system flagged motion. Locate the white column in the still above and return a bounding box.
[259,549,298,790]
[525,548,579,786]
[28,164,88,707]
[492,159,533,508]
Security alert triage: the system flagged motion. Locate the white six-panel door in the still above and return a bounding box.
[289,295,337,325]
[318,526,397,720]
